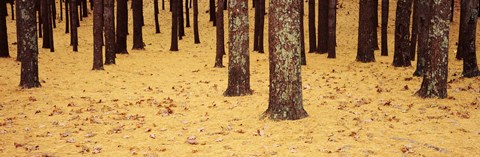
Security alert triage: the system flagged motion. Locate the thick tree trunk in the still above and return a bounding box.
[356,0,375,62]
[193,0,200,44]
[170,0,179,51]
[0,0,9,57]
[140,0,144,26]
[186,0,190,27]
[409,0,420,61]
[392,0,412,67]
[327,0,336,58]
[116,0,128,54]
[214,0,225,68]
[264,0,308,120]
[416,0,450,98]
[104,0,115,65]
[300,0,306,65]
[71,0,78,51]
[308,0,316,53]
[132,0,145,50]
[18,0,41,88]
[413,1,430,77]
[154,0,160,33]
[460,0,480,77]
[93,0,104,70]
[318,0,329,54]
[224,0,252,96]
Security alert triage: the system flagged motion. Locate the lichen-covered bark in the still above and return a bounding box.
[393,0,412,67]
[356,0,375,62]
[460,0,480,77]
[193,0,200,44]
[71,0,78,52]
[413,1,430,77]
[318,0,329,54]
[417,0,450,99]
[18,0,41,88]
[116,0,128,54]
[104,0,116,65]
[327,0,336,58]
[92,0,104,70]
[154,0,161,33]
[214,0,225,68]
[224,0,252,96]
[380,0,388,56]
[132,0,145,50]
[0,0,9,58]
[263,0,308,120]
[308,0,316,53]
[170,0,179,51]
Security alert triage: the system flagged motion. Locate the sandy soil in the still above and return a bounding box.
[1,0,479,156]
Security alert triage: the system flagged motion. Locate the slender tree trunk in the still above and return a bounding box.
[253,0,260,51]
[318,0,329,53]
[417,0,450,98]
[460,0,480,77]
[92,0,104,70]
[104,0,115,65]
[51,0,56,28]
[224,0,252,96]
[18,0,41,88]
[356,0,375,62]
[162,0,165,10]
[264,0,308,120]
[214,0,225,68]
[71,0,78,51]
[409,0,419,61]
[413,1,429,77]
[60,0,63,21]
[257,0,265,53]
[0,0,9,57]
[15,0,22,61]
[132,0,144,50]
[209,0,215,25]
[451,0,454,21]
[327,0,336,58]
[82,0,88,17]
[154,0,160,33]
[10,1,14,20]
[79,0,83,21]
[48,0,54,52]
[300,0,306,65]
[179,0,185,37]
[372,0,379,50]
[170,0,179,51]
[193,0,200,44]
[186,0,190,27]
[392,0,412,67]
[42,0,52,49]
[38,1,43,38]
[65,0,70,33]
[308,0,316,53]
[116,0,128,54]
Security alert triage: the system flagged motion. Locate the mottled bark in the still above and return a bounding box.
[264,0,308,120]
[318,0,328,54]
[393,0,412,67]
[170,0,179,51]
[409,0,420,61]
[0,0,9,57]
[224,0,252,96]
[186,0,190,27]
[154,0,160,33]
[356,0,375,62]
[193,0,200,44]
[116,0,128,54]
[71,0,78,51]
[413,1,430,77]
[18,0,41,88]
[93,0,104,70]
[460,0,480,77]
[214,0,225,68]
[300,0,306,65]
[308,0,316,53]
[416,0,450,99]
[132,0,145,50]
[104,0,115,65]
[327,0,336,58]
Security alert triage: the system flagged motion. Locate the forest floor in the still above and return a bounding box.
[1,0,480,156]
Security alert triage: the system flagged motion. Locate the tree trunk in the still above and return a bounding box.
[48,0,54,52]
[82,0,88,17]
[209,0,215,24]
[79,0,83,21]
[318,0,328,54]
[253,0,260,51]
[413,0,430,77]
[0,0,9,58]
[71,0,78,51]
[257,0,265,53]
[38,1,43,38]
[15,0,22,61]
[170,0,179,51]
[264,0,308,120]
[42,0,51,49]
[392,0,412,67]
[381,0,389,56]
[356,0,375,62]
[214,0,225,68]
[327,0,336,58]
[18,0,41,88]
[93,0,104,70]
[186,0,190,27]
[460,0,480,77]
[51,0,56,29]
[179,0,185,38]
[104,0,115,65]
[116,0,128,54]
[60,0,63,21]
[132,0,144,50]
[308,0,316,53]
[193,0,200,44]
[162,0,165,10]
[409,0,419,61]
[372,0,379,50]
[224,0,252,96]
[300,0,306,65]
[154,0,160,33]
[65,0,70,33]
[140,0,144,26]
[416,0,450,99]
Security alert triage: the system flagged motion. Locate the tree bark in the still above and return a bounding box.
[116,0,128,54]
[15,0,22,61]
[60,0,63,21]
[356,0,375,62]
[170,0,179,51]
[416,0,450,98]
[65,0,70,33]
[327,0,336,58]
[381,0,388,56]
[253,0,260,51]
[409,0,419,61]
[38,1,43,38]
[132,0,145,50]
[104,0,115,65]
[413,0,430,77]
[71,0,78,52]
[392,0,412,67]
[460,0,480,77]
[48,0,54,52]
[209,0,215,25]
[42,0,52,49]
[318,0,328,54]
[162,0,165,10]
[300,0,306,65]
[193,0,200,44]
[93,0,104,70]
[51,0,56,29]
[179,0,185,38]
[257,0,265,53]
[264,0,308,120]
[82,0,88,17]
[186,0,190,27]
[214,0,225,68]
[154,0,161,33]
[308,0,316,53]
[372,0,379,50]
[224,0,252,96]
[18,0,41,88]
[0,0,9,58]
